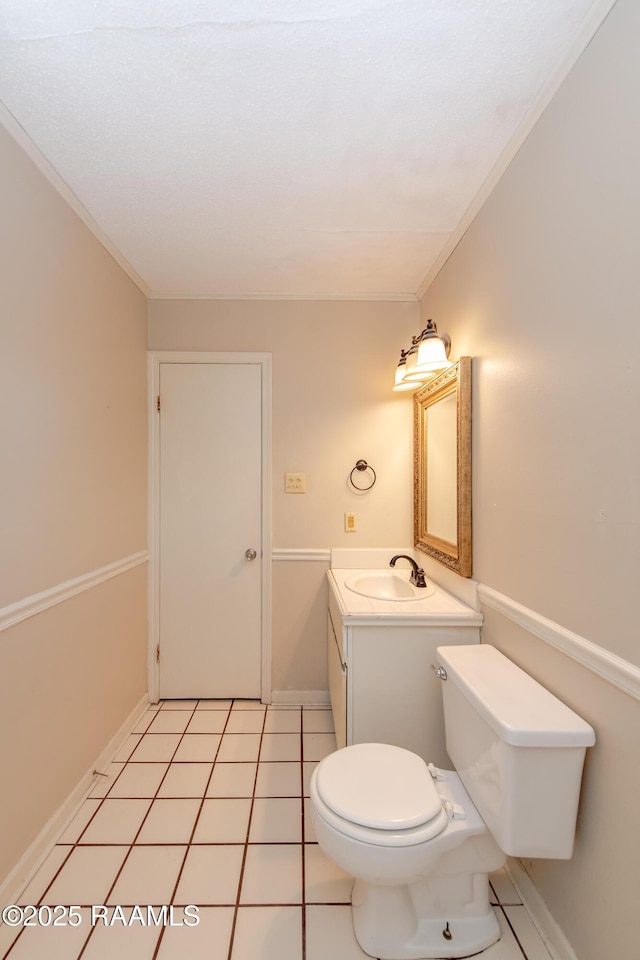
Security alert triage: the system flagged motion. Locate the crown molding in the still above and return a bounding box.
[149,291,418,302]
[415,0,619,301]
[5,0,617,307]
[1,102,151,298]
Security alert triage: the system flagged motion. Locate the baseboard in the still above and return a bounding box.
[271,689,330,706]
[505,858,579,960]
[0,693,149,906]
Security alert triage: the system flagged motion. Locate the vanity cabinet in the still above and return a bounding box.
[327,571,482,768]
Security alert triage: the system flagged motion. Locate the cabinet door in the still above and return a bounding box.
[327,611,347,749]
[350,625,480,767]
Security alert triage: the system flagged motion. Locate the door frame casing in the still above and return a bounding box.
[148,351,272,704]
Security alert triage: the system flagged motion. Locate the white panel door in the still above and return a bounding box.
[158,361,262,698]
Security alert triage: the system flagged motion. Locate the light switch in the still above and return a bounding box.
[345,512,357,532]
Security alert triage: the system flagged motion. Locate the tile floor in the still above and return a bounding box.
[1,700,553,959]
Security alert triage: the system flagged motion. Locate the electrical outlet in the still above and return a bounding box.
[345,512,357,532]
[285,472,306,493]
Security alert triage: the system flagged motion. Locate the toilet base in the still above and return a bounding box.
[352,872,501,959]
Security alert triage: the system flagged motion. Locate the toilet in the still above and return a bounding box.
[310,644,595,959]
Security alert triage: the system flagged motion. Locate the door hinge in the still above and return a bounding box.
[156,395,161,412]
[156,644,160,663]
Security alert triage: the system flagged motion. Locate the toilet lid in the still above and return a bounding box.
[315,743,443,830]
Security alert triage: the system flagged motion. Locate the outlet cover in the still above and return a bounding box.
[285,472,306,493]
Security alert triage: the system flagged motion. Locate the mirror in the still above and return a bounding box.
[414,357,472,577]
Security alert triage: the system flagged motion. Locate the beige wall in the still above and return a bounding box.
[0,123,148,884]
[481,610,638,960]
[419,1,639,956]
[420,0,639,663]
[149,298,419,692]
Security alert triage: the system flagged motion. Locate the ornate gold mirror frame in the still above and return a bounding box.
[414,357,472,577]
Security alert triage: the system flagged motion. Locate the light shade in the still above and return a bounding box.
[404,321,451,381]
[413,334,451,375]
[393,352,422,391]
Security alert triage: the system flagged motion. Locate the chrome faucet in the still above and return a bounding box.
[389,554,427,588]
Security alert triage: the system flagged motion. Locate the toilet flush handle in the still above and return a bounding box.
[430,663,447,681]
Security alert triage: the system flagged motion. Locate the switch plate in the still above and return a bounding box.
[345,512,357,532]
[285,472,306,493]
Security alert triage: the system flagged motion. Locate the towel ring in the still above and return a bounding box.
[349,459,376,491]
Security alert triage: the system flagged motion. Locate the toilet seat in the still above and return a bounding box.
[313,743,449,847]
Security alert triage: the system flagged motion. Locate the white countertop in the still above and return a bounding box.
[329,569,483,626]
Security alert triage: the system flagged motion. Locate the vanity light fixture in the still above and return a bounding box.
[393,319,452,391]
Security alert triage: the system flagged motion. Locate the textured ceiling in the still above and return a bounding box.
[0,1,610,298]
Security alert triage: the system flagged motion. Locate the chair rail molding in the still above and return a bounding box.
[0,551,149,634]
[272,549,331,562]
[478,583,640,702]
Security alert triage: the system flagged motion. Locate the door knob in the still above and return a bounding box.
[245,548,257,561]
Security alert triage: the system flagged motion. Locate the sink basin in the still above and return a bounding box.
[344,572,435,601]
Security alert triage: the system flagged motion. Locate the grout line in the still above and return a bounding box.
[5,706,536,960]
[78,699,203,959]
[3,703,358,960]
[300,706,307,960]
[152,699,233,959]
[499,904,530,960]
[225,702,268,960]
[16,753,126,959]
[24,839,307,847]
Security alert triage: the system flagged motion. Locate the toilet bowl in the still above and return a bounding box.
[310,743,505,959]
[310,644,595,960]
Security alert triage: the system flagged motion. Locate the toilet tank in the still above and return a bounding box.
[436,644,595,859]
